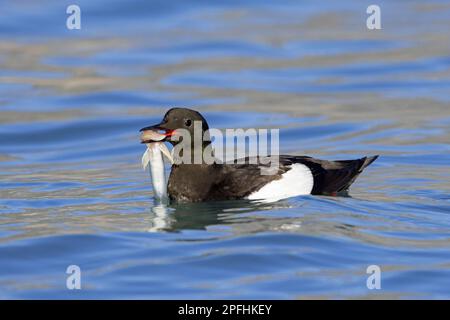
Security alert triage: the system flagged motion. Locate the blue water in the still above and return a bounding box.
[0,0,449,299]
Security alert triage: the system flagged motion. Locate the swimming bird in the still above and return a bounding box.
[140,108,378,203]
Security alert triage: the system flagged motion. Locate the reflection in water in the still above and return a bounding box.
[148,203,175,232]
[148,199,301,233]
[0,0,449,299]
[147,201,235,232]
[149,197,312,234]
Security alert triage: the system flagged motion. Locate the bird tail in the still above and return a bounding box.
[359,155,379,172]
[336,155,379,194]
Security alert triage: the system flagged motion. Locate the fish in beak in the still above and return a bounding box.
[140,126,174,202]
[140,126,174,168]
[141,142,173,169]
[140,124,175,144]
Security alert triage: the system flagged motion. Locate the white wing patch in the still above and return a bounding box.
[247,163,314,202]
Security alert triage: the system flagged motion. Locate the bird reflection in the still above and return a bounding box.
[147,199,296,233]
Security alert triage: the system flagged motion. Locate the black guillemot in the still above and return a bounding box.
[140,108,378,203]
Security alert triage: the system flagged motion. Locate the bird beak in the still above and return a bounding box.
[139,123,175,144]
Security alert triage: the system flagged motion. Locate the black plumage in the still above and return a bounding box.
[140,108,379,203]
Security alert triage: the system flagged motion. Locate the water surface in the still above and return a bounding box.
[0,0,449,299]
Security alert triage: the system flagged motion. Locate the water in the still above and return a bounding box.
[0,0,449,299]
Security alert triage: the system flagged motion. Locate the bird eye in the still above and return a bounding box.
[184,119,192,127]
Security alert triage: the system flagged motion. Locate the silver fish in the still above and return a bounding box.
[142,142,173,202]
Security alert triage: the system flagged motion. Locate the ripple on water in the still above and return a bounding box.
[0,0,450,299]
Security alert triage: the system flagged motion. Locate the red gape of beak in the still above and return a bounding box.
[164,129,175,137]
